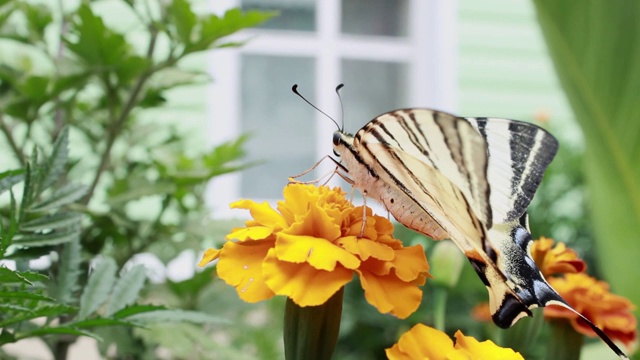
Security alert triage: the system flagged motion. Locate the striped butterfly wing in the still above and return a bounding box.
[337,108,628,358]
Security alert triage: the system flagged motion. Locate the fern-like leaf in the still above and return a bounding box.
[78,256,117,319]
[105,264,146,316]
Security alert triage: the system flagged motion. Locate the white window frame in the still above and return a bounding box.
[206,0,458,218]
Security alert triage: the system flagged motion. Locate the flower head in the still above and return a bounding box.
[530,237,586,277]
[546,273,637,348]
[199,184,430,319]
[386,324,524,360]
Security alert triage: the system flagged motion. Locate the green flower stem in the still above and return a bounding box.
[547,319,583,360]
[284,287,344,360]
[432,286,448,331]
[500,308,544,357]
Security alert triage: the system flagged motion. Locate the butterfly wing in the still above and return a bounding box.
[466,117,559,223]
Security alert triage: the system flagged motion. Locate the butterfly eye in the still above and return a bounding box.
[332,132,341,146]
[333,150,340,157]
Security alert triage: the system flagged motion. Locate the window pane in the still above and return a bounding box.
[242,0,316,31]
[341,59,409,130]
[241,55,316,198]
[341,0,409,37]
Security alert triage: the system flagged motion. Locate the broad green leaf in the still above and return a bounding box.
[79,256,117,319]
[0,169,24,196]
[20,211,83,231]
[168,0,197,43]
[532,0,640,307]
[55,239,82,304]
[124,309,228,324]
[105,265,147,316]
[13,228,80,247]
[28,183,88,212]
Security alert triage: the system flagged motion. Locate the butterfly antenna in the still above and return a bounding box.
[335,84,345,131]
[292,84,341,131]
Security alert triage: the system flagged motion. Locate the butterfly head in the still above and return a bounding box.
[332,131,354,157]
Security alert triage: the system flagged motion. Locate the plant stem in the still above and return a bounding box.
[0,113,26,165]
[432,286,448,331]
[81,26,159,205]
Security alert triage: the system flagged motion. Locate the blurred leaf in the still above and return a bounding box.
[13,228,79,247]
[0,329,16,346]
[40,126,69,192]
[79,256,117,319]
[116,55,150,86]
[21,3,52,42]
[20,212,83,232]
[29,183,88,212]
[105,265,146,316]
[0,169,24,196]
[0,304,75,327]
[0,269,47,285]
[0,290,53,302]
[125,309,228,324]
[112,304,167,319]
[20,326,101,341]
[532,0,640,307]
[168,0,197,43]
[55,239,82,304]
[69,317,139,329]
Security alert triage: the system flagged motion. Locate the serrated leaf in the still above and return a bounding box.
[0,290,54,302]
[13,228,79,247]
[29,183,88,212]
[1,190,18,254]
[20,326,101,342]
[124,309,228,324]
[79,257,117,319]
[20,211,83,231]
[55,239,82,304]
[40,126,69,192]
[0,169,24,196]
[0,267,36,285]
[68,317,140,329]
[0,304,75,327]
[105,265,146,316]
[111,304,167,319]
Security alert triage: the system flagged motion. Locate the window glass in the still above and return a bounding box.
[240,55,317,198]
[341,0,409,37]
[341,59,409,131]
[242,0,316,31]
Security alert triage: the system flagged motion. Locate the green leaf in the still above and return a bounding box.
[124,309,229,324]
[0,269,48,285]
[79,256,117,319]
[532,0,640,307]
[20,211,83,232]
[1,190,18,254]
[21,3,53,41]
[168,0,197,43]
[28,183,88,212]
[68,317,139,329]
[0,169,24,196]
[40,126,69,192]
[55,239,82,304]
[0,290,54,302]
[13,228,80,247]
[0,329,16,346]
[0,304,76,327]
[19,326,101,342]
[105,265,146,316]
[111,304,167,319]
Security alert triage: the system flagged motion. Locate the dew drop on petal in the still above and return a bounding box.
[243,265,249,270]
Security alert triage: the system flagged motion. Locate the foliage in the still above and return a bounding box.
[0,1,273,359]
[531,0,640,311]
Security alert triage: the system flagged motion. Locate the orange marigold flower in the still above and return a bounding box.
[199,184,430,319]
[386,324,524,360]
[530,237,586,277]
[545,273,637,348]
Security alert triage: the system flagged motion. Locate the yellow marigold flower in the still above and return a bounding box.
[530,237,586,277]
[546,273,637,348]
[386,324,524,360]
[199,184,430,318]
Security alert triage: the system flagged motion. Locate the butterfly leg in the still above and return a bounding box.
[360,190,368,237]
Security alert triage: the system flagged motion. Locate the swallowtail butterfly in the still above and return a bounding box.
[292,85,627,359]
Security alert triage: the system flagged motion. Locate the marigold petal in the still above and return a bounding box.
[337,236,395,261]
[454,330,524,359]
[227,226,274,241]
[357,267,423,319]
[530,237,586,276]
[275,233,361,270]
[391,245,431,283]
[263,248,354,306]
[198,248,221,267]
[284,202,343,241]
[386,324,454,360]
[231,199,287,229]
[216,240,275,303]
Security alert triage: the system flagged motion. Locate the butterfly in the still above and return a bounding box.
[328,107,628,358]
